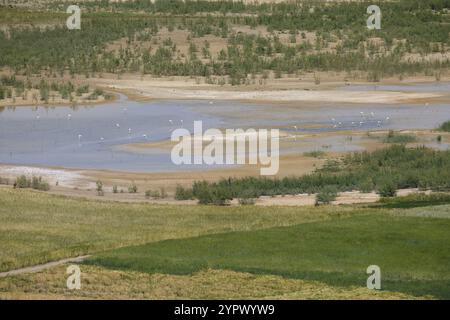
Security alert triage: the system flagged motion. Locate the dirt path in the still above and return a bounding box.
[0,255,91,278]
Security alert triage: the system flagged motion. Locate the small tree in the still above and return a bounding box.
[315,186,338,206]
[175,185,194,200]
[378,181,397,197]
[96,181,104,196]
[128,183,138,193]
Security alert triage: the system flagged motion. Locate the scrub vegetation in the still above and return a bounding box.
[0,0,449,85]
[176,145,450,204]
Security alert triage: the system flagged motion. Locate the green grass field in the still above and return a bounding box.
[1,188,449,299]
[85,212,450,299]
[0,187,354,272]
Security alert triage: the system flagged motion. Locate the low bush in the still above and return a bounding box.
[383,130,417,144]
[303,150,326,158]
[315,186,338,206]
[238,189,257,205]
[358,178,374,193]
[145,190,160,199]
[175,185,194,200]
[378,180,397,198]
[193,181,232,205]
[96,181,104,196]
[128,183,138,194]
[438,121,450,132]
[14,175,50,191]
[238,197,256,205]
[180,146,450,204]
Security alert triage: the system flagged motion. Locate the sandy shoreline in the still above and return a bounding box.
[1,74,448,108]
[0,129,447,192]
[91,75,450,105]
[0,129,447,206]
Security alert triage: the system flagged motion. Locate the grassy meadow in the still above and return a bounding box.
[85,213,450,299]
[0,187,354,272]
[0,187,449,299]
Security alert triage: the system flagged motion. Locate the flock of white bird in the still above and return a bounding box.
[31,102,441,145]
[70,115,185,144]
[329,111,391,129]
[32,109,394,144]
[290,110,392,133]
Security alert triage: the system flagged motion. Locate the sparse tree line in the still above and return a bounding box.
[0,75,111,103]
[0,175,51,191]
[0,0,448,82]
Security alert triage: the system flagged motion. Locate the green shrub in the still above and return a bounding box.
[15,175,49,191]
[315,186,338,206]
[303,150,326,158]
[75,85,89,96]
[358,178,374,193]
[438,121,450,132]
[15,175,29,188]
[378,181,397,197]
[36,178,50,191]
[182,140,450,203]
[383,131,417,143]
[175,185,194,200]
[238,189,257,205]
[193,181,232,205]
[96,181,104,196]
[128,183,138,193]
[238,197,256,205]
[145,190,160,199]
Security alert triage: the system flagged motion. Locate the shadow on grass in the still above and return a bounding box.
[227,268,450,300]
[84,214,450,299]
[371,193,450,209]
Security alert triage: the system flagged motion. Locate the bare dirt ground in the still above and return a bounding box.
[0,152,323,200]
[94,74,450,105]
[0,255,90,279]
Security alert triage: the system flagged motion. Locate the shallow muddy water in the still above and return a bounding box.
[0,90,449,172]
[340,81,450,93]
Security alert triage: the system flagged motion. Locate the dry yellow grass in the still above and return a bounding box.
[0,265,425,300]
[0,187,356,272]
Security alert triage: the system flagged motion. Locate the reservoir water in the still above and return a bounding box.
[0,90,449,172]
